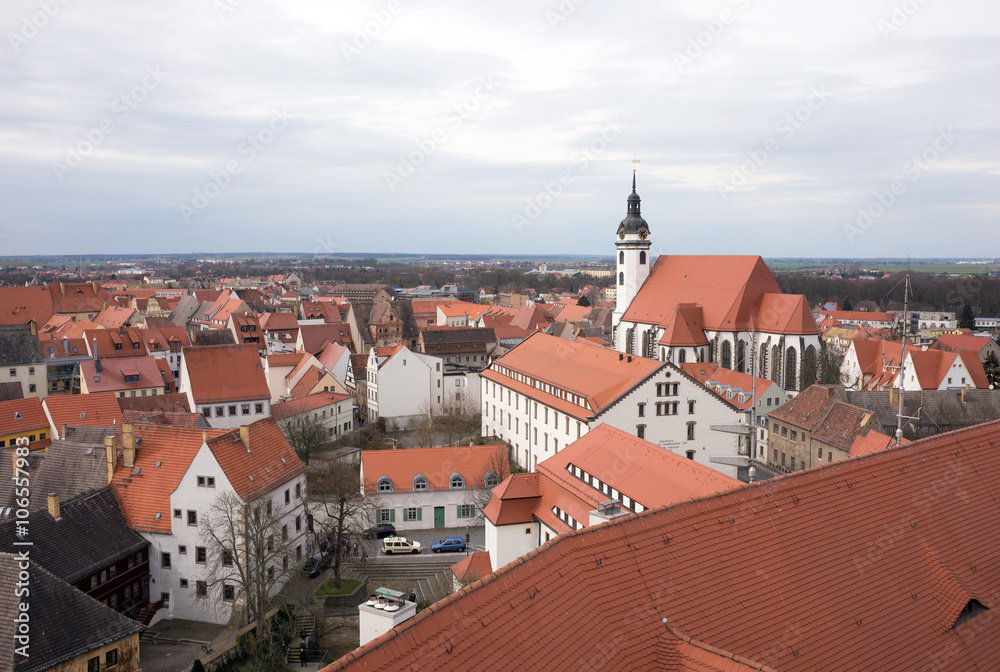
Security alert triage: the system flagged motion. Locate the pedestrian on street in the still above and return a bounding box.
[353,540,358,557]
[299,641,308,667]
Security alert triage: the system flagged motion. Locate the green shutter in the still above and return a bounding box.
[417,508,422,521]
[389,509,395,523]
[471,505,475,516]
[457,505,462,517]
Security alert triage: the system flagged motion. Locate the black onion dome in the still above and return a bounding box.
[618,172,649,236]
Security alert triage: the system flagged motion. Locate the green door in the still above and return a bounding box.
[434,506,445,528]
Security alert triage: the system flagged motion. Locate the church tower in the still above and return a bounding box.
[612,171,652,349]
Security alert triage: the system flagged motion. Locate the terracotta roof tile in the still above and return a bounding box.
[207,417,305,501]
[362,444,506,494]
[43,392,123,432]
[323,419,1000,672]
[182,344,269,403]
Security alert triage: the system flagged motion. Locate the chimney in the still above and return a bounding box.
[239,425,250,449]
[61,423,67,440]
[47,493,60,519]
[202,429,209,443]
[589,499,630,527]
[123,424,136,467]
[619,353,623,361]
[62,337,69,354]
[889,387,898,406]
[93,337,102,374]
[627,356,632,363]
[29,320,37,336]
[105,435,117,483]
[59,282,66,296]
[962,386,968,403]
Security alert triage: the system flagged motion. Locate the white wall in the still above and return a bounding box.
[486,520,539,572]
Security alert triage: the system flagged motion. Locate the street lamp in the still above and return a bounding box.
[465,527,470,556]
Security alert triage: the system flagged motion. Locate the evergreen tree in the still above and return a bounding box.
[577,294,591,307]
[959,303,976,329]
[984,349,1000,389]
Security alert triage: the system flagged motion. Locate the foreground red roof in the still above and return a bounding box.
[325,419,1000,671]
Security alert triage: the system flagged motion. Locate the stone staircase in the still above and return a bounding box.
[341,555,460,603]
[285,611,316,666]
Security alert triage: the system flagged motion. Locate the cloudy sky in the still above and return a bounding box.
[1,0,997,258]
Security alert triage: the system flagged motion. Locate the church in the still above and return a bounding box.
[612,172,820,392]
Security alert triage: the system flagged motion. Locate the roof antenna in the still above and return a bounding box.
[895,274,911,445]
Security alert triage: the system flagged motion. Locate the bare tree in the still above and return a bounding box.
[465,444,512,527]
[306,458,377,590]
[199,490,294,657]
[280,414,328,465]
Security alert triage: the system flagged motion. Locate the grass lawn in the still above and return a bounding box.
[314,578,361,597]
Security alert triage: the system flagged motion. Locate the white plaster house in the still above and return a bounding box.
[366,344,443,430]
[110,419,307,626]
[360,444,506,531]
[481,332,745,478]
[178,344,271,429]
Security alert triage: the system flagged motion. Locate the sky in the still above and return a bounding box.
[0,0,998,258]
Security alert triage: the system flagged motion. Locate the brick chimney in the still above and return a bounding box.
[239,425,250,450]
[105,435,117,483]
[202,429,209,443]
[962,385,968,403]
[889,387,899,407]
[47,493,60,519]
[123,423,136,467]
[61,423,68,440]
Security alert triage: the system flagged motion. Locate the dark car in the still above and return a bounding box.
[362,523,396,540]
[431,537,466,553]
[302,551,331,579]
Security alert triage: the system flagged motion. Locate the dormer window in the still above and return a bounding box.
[484,470,500,488]
[955,600,988,628]
[377,477,393,493]
[450,474,464,489]
[413,476,428,491]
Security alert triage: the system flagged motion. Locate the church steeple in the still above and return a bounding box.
[613,169,653,352]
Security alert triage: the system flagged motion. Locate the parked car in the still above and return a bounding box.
[382,537,422,555]
[363,523,397,540]
[431,537,466,553]
[302,551,332,579]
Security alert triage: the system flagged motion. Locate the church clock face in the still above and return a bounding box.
[618,231,625,240]
[638,229,648,240]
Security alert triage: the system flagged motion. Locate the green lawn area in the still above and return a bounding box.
[314,578,361,596]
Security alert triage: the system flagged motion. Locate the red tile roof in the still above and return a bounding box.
[43,392,123,432]
[0,286,55,326]
[768,384,837,429]
[450,552,492,584]
[482,332,663,419]
[80,355,165,394]
[0,397,48,436]
[271,391,352,421]
[679,362,773,410]
[47,282,112,316]
[656,304,709,347]
[111,425,228,533]
[182,344,270,403]
[361,444,507,494]
[207,417,306,501]
[482,473,541,525]
[324,419,1000,672]
[932,333,997,355]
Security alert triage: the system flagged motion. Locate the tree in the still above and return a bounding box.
[819,342,845,385]
[842,297,853,312]
[984,349,1000,388]
[576,294,591,307]
[466,444,513,527]
[307,458,375,590]
[280,414,328,465]
[959,303,976,329]
[199,490,295,660]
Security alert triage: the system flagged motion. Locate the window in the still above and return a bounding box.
[203,407,212,418]
[196,581,208,597]
[177,580,187,590]
[636,424,646,439]
[790,430,797,441]
[162,552,171,569]
[255,403,264,414]
[485,470,500,488]
[284,488,290,504]
[790,457,796,469]
[179,545,187,555]
[195,546,206,564]
[223,584,235,601]
[173,508,181,518]
[106,649,118,668]
[207,477,215,487]
[378,477,393,492]
[459,504,474,518]
[222,550,233,566]
[450,474,464,489]
[380,509,392,522]
[413,476,428,491]
[28,384,35,393]
[197,476,205,487]
[109,594,117,608]
[686,450,695,460]
[686,422,695,441]
[91,575,98,589]
[242,404,250,415]
[688,400,695,414]
[637,403,645,417]
[88,657,100,672]
[405,507,419,521]
[187,510,197,526]
[295,515,301,532]
[282,524,288,540]
[9,369,15,377]
[781,426,788,438]
[781,452,786,466]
